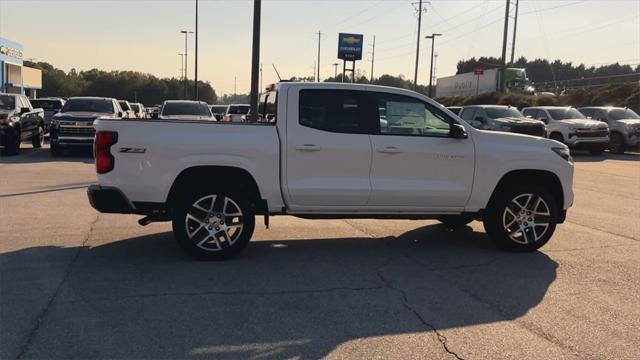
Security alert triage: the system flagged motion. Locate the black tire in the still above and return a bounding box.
[588,145,606,155]
[608,132,626,154]
[31,125,44,148]
[483,185,558,252]
[172,188,255,260]
[3,129,20,155]
[437,215,474,227]
[549,132,564,144]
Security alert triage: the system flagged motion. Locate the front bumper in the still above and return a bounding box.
[566,136,609,148]
[51,137,94,148]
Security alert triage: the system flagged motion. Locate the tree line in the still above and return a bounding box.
[25,61,218,105]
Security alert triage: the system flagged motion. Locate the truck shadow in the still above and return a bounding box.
[1,224,557,359]
[571,150,640,162]
[0,143,94,164]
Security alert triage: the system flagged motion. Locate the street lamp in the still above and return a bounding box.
[178,53,185,80]
[425,33,442,97]
[180,30,194,100]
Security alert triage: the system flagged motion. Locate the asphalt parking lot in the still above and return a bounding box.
[1,144,639,359]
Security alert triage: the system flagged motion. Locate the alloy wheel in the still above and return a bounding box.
[184,194,244,251]
[502,193,551,244]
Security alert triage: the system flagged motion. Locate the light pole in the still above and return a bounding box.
[248,0,261,122]
[194,0,199,100]
[425,33,441,97]
[178,53,185,80]
[180,30,194,100]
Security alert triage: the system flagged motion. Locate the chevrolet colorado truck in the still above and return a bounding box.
[0,93,45,155]
[459,105,546,137]
[88,83,574,260]
[522,106,609,155]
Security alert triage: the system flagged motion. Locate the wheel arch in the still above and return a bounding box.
[488,169,564,213]
[166,165,266,214]
[549,131,564,142]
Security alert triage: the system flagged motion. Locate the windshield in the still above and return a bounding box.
[548,108,585,120]
[609,108,640,120]
[130,104,140,112]
[210,106,227,113]
[227,105,250,114]
[0,95,16,110]
[61,99,114,113]
[485,107,524,119]
[31,99,62,110]
[162,102,211,116]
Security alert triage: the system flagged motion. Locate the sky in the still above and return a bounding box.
[1,0,638,96]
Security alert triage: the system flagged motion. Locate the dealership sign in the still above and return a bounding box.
[0,45,23,60]
[338,33,363,61]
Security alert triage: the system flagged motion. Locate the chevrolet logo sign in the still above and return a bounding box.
[342,36,361,45]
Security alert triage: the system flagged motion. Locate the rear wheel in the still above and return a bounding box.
[483,185,558,252]
[437,215,474,227]
[172,189,255,260]
[31,125,44,148]
[608,132,625,154]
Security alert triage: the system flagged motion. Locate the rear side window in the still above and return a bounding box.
[259,91,277,122]
[299,90,367,134]
[459,107,476,121]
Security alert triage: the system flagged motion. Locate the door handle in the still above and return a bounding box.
[295,144,322,152]
[377,146,402,154]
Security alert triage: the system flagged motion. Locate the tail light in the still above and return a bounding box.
[94,131,118,174]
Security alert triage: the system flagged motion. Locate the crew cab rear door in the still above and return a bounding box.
[284,88,373,209]
[367,91,475,210]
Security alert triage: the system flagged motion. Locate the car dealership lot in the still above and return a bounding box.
[1,145,639,359]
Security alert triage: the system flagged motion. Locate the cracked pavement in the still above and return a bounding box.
[1,145,639,359]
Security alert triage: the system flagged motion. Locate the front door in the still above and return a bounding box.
[367,92,475,210]
[285,88,373,209]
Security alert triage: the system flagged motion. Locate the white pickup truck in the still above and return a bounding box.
[88,82,574,260]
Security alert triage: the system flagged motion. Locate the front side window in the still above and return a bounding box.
[375,93,451,137]
[459,107,476,121]
[299,90,367,134]
[118,101,131,111]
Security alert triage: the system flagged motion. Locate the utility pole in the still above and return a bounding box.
[510,0,519,64]
[194,0,199,100]
[313,60,317,81]
[178,53,185,80]
[500,0,510,92]
[413,0,425,89]
[332,63,339,79]
[425,33,441,97]
[370,35,376,83]
[316,31,322,82]
[180,30,193,100]
[248,0,261,122]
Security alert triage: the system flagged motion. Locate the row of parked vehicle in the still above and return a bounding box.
[447,105,640,154]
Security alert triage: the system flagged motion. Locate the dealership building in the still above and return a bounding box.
[0,37,42,97]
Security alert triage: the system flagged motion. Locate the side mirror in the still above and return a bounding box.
[450,123,468,139]
[20,107,30,114]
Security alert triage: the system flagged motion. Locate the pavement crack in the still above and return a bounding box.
[375,262,465,360]
[15,213,100,360]
[566,220,639,243]
[343,220,379,238]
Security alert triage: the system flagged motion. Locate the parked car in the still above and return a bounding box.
[30,97,65,132]
[223,104,250,122]
[459,105,546,137]
[578,107,640,154]
[129,102,146,118]
[209,105,227,121]
[522,106,609,155]
[88,82,574,260]
[118,100,135,118]
[0,93,46,155]
[446,106,462,115]
[157,100,214,121]
[50,97,123,156]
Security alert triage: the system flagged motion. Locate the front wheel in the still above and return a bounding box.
[32,126,44,148]
[437,215,474,227]
[483,185,558,252]
[172,190,255,260]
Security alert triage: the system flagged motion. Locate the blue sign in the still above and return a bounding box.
[338,33,363,61]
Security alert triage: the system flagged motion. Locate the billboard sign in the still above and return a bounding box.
[473,67,484,75]
[338,33,363,61]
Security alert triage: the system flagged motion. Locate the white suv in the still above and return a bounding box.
[522,106,609,155]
